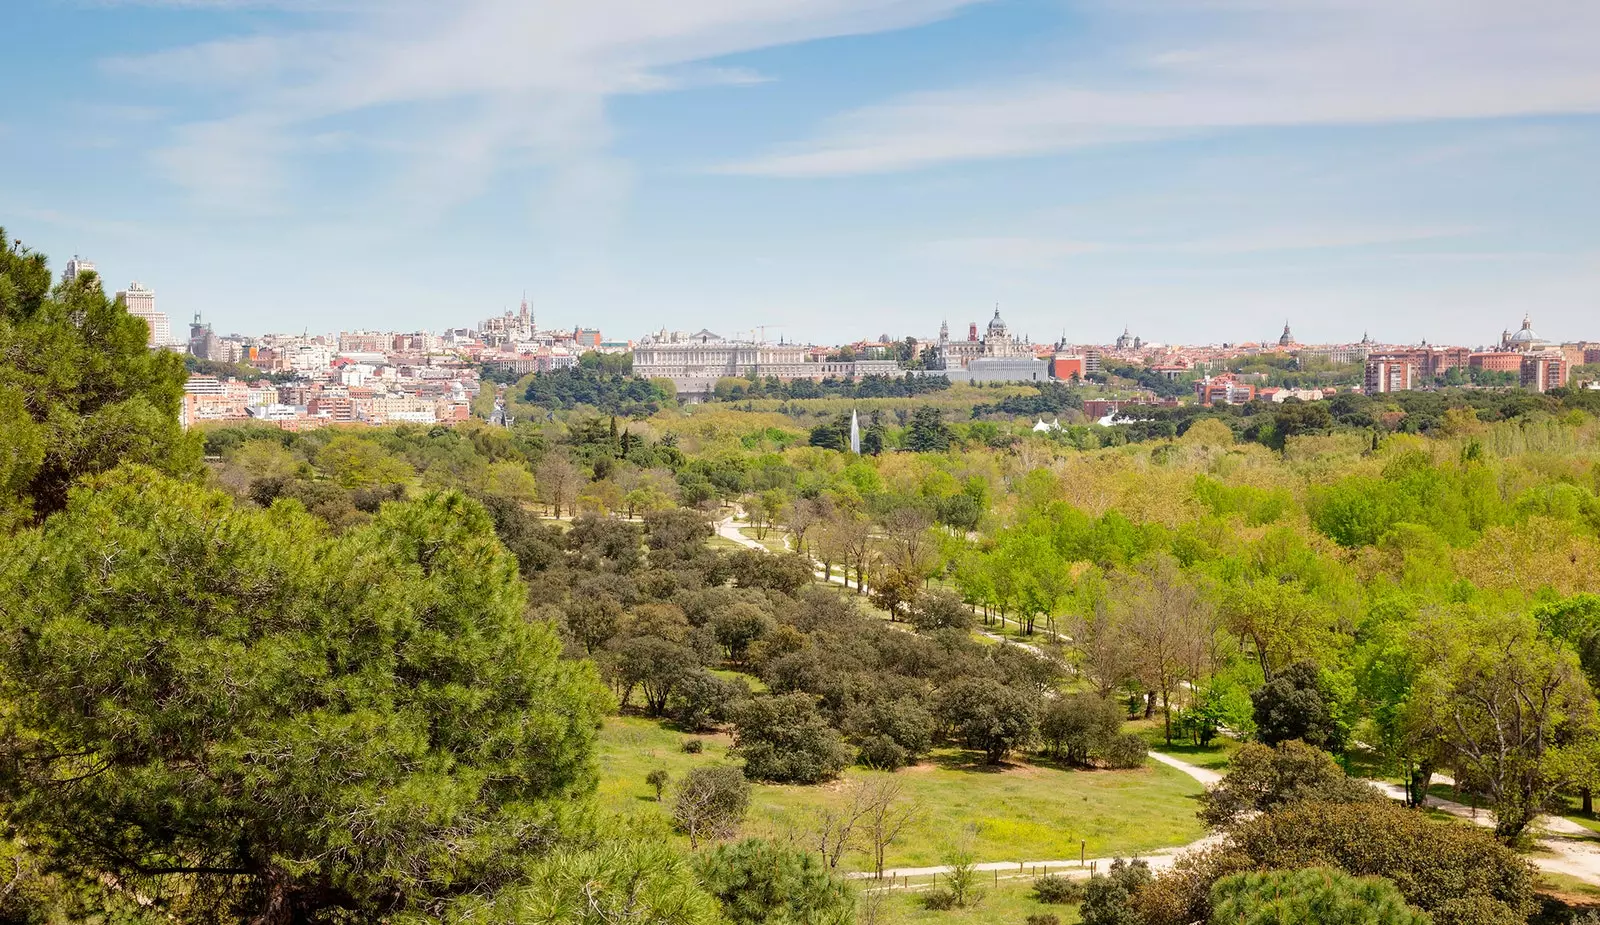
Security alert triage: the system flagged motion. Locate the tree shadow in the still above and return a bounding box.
[928,750,1013,774]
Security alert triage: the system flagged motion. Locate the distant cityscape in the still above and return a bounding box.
[64,255,1600,432]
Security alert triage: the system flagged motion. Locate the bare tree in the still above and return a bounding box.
[805,780,878,869]
[535,451,582,518]
[786,496,832,559]
[840,516,874,594]
[860,778,920,879]
[1121,554,1215,744]
[672,765,750,849]
[880,508,937,580]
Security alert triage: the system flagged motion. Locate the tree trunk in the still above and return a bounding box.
[1144,691,1156,719]
[1584,787,1593,816]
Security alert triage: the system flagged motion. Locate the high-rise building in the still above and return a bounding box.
[62,255,95,284]
[1365,357,1416,393]
[116,281,173,348]
[1521,352,1568,393]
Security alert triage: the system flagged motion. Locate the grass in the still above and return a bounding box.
[598,715,1209,873]
[866,877,1083,925]
[1536,871,1600,906]
[737,526,790,554]
[1127,719,1241,771]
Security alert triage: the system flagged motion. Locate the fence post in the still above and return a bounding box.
[1081,840,1086,867]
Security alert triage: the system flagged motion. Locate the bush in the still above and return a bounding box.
[1101,732,1149,770]
[672,765,750,848]
[1199,740,1378,828]
[858,734,909,771]
[1081,859,1152,925]
[1149,800,1536,925]
[922,889,958,911]
[1027,915,1061,925]
[1251,660,1346,751]
[682,738,705,754]
[938,678,1040,763]
[731,694,853,784]
[1209,868,1429,925]
[1040,694,1123,765]
[1033,873,1084,904]
[695,837,854,925]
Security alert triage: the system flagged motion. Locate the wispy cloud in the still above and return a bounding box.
[725,0,1600,176]
[107,0,985,212]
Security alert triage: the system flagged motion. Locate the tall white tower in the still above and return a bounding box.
[116,281,172,348]
[62,255,96,284]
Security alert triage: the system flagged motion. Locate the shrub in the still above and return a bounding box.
[1209,868,1429,925]
[695,837,854,925]
[672,765,750,848]
[731,694,853,784]
[1199,740,1378,828]
[646,768,670,801]
[1251,660,1346,751]
[937,678,1040,763]
[1033,874,1084,904]
[1145,801,1536,925]
[1101,732,1149,770]
[1040,694,1123,765]
[1081,859,1152,925]
[682,738,705,754]
[858,734,909,771]
[921,890,957,911]
[1027,915,1061,925]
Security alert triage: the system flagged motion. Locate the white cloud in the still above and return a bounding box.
[726,0,1600,176]
[110,0,986,210]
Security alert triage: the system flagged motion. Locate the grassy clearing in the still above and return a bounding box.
[737,526,789,553]
[598,715,1208,872]
[1537,871,1600,907]
[867,877,1083,925]
[1127,719,1241,771]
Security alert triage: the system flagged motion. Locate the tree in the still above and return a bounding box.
[0,470,609,923]
[731,694,854,783]
[1198,740,1379,828]
[1040,694,1124,765]
[1252,660,1346,751]
[1120,554,1214,744]
[613,636,700,715]
[729,549,815,595]
[909,588,974,632]
[938,678,1040,763]
[861,778,920,879]
[1410,609,1599,840]
[0,232,199,527]
[1208,868,1429,925]
[712,603,772,663]
[317,433,414,489]
[536,451,583,517]
[905,407,952,452]
[673,765,751,848]
[647,768,671,801]
[482,840,723,925]
[695,838,855,925]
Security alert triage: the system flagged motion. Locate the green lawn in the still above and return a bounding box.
[737,526,790,553]
[868,877,1083,925]
[598,715,1209,873]
[1128,719,1241,771]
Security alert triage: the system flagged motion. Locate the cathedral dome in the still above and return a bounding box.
[987,308,1007,338]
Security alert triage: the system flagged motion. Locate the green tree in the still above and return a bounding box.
[1410,609,1599,840]
[453,839,723,925]
[0,469,610,922]
[316,433,415,488]
[731,694,854,784]
[904,407,952,453]
[1208,868,1429,925]
[1081,858,1152,925]
[1252,660,1347,751]
[1199,740,1379,828]
[696,838,856,925]
[937,678,1040,763]
[0,231,199,527]
[1040,694,1124,765]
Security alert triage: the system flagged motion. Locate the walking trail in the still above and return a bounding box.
[717,512,1600,886]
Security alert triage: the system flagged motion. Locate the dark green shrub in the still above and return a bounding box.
[1027,915,1061,925]
[858,734,909,770]
[1101,732,1149,770]
[1033,873,1084,904]
[682,738,705,754]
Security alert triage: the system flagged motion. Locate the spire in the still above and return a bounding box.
[849,409,861,455]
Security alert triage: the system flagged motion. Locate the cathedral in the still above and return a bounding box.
[938,307,1034,370]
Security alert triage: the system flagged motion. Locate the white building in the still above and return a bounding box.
[62,255,95,284]
[116,281,174,348]
[633,330,903,399]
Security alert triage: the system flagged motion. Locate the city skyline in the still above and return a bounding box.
[4,0,1599,344]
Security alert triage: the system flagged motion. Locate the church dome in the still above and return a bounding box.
[987,308,1007,338]
[1509,316,1539,344]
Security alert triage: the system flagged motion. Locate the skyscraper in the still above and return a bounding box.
[62,255,95,284]
[116,282,172,348]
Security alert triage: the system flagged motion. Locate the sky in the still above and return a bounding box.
[2,0,1598,347]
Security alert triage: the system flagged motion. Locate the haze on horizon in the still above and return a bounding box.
[2,0,1598,346]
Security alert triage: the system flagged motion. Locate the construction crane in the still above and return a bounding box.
[754,324,783,344]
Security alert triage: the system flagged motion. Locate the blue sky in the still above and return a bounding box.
[3,0,1598,347]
